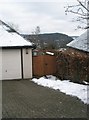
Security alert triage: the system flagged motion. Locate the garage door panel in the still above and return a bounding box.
[2,49,21,80]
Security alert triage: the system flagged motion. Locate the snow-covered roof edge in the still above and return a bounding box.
[0,20,35,48]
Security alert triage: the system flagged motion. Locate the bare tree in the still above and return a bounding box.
[65,0,89,29]
[35,26,40,35]
[31,26,42,49]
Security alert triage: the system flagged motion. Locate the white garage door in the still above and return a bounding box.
[2,49,22,80]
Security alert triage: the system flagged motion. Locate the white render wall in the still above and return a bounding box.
[1,49,22,80]
[0,48,32,80]
[23,48,32,79]
[0,49,2,119]
[0,49,2,80]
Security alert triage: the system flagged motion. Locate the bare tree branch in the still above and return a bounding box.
[67,10,87,16]
[65,0,89,29]
[77,0,89,12]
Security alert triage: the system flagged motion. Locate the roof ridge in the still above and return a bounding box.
[0,20,19,34]
[0,20,33,48]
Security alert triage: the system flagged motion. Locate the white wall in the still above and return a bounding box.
[0,49,2,80]
[2,49,21,80]
[0,80,2,119]
[23,48,32,79]
[0,49,2,118]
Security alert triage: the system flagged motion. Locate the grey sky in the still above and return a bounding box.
[0,0,85,36]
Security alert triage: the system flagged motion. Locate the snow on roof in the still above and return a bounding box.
[67,29,89,52]
[0,22,32,48]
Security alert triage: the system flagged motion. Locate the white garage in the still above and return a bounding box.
[0,20,34,80]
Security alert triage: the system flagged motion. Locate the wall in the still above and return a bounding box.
[0,49,2,118]
[0,49,2,80]
[23,48,32,79]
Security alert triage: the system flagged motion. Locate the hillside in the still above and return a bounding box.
[22,33,73,49]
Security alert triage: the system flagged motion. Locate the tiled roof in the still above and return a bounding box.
[67,29,89,52]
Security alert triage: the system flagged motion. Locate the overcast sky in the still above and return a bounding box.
[0,0,85,36]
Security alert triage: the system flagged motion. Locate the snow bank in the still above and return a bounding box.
[32,75,89,104]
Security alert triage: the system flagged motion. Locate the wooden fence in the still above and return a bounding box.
[32,49,89,82]
[33,55,57,77]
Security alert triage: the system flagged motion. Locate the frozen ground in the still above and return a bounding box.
[32,75,89,104]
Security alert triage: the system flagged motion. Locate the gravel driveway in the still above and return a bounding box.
[2,80,87,118]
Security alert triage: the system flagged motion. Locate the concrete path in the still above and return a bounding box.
[2,80,87,118]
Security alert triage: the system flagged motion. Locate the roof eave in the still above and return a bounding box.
[67,46,89,53]
[0,44,36,49]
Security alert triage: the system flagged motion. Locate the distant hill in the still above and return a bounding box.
[21,33,73,49]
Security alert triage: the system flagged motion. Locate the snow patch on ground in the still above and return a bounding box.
[32,75,89,104]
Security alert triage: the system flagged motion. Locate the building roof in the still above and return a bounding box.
[0,20,33,48]
[67,29,89,52]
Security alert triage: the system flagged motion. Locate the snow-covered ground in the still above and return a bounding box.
[32,75,89,104]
